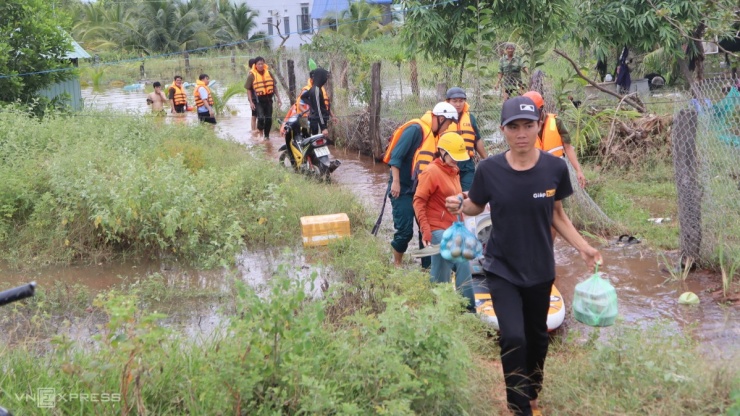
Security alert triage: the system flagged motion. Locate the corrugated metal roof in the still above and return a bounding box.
[66,38,91,59]
[311,0,391,20]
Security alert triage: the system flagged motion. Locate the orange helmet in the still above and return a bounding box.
[523,91,545,109]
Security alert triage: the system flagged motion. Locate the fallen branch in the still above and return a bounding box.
[553,49,647,113]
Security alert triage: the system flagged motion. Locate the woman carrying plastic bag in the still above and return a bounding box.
[413,132,476,312]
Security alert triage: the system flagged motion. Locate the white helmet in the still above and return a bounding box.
[432,102,458,121]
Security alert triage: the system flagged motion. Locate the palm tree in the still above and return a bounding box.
[337,1,387,42]
[215,2,259,47]
[132,0,208,54]
[72,2,135,51]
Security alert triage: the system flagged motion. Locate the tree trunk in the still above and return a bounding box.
[410,58,420,100]
[340,59,349,89]
[692,22,707,83]
[458,50,467,85]
[268,57,290,103]
[436,83,448,102]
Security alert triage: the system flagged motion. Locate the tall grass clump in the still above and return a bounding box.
[0,272,476,415]
[0,108,366,267]
[545,324,739,415]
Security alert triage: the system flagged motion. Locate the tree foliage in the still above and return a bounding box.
[576,0,739,83]
[67,0,264,54]
[399,0,569,81]
[400,0,485,79]
[337,1,389,42]
[0,0,73,103]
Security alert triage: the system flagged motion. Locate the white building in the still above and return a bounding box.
[238,0,392,49]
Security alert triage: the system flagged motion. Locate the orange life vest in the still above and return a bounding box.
[297,80,329,109]
[411,112,443,179]
[282,101,310,129]
[536,113,564,157]
[193,80,214,109]
[250,64,275,96]
[169,83,187,106]
[455,103,476,157]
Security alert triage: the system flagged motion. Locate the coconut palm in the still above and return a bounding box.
[132,0,208,54]
[72,2,135,51]
[337,1,387,42]
[215,2,259,47]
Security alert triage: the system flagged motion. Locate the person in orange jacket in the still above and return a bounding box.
[413,132,475,311]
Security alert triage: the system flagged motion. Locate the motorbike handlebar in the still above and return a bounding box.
[0,282,36,306]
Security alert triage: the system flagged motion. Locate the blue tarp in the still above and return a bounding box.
[311,0,391,20]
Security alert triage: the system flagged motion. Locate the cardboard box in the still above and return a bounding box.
[300,213,351,247]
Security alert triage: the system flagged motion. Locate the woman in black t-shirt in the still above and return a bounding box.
[445,96,602,416]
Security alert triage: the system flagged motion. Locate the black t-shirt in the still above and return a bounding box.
[300,86,330,130]
[467,151,573,287]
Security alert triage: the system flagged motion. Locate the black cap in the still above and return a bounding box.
[446,87,466,99]
[500,96,540,126]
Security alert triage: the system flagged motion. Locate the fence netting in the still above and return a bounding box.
[671,78,740,265]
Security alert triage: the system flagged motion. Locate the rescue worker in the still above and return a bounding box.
[445,87,488,191]
[384,102,458,267]
[194,73,216,124]
[413,132,476,311]
[523,91,586,188]
[247,58,258,132]
[300,68,332,137]
[245,57,282,139]
[168,75,187,114]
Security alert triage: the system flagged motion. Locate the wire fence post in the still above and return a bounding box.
[287,59,296,102]
[370,61,383,160]
[184,52,190,77]
[671,108,702,263]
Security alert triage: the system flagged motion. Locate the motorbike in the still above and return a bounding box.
[278,109,341,181]
[0,282,36,416]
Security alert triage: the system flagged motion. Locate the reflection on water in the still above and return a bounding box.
[0,87,736,356]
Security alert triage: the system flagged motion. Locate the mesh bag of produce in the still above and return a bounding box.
[439,219,483,264]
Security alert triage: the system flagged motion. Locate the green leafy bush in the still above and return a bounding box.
[0,273,474,415]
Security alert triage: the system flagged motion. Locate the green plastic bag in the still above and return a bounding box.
[572,265,618,327]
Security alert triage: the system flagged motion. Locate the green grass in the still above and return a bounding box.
[0,108,367,268]
[545,323,739,415]
[587,159,680,249]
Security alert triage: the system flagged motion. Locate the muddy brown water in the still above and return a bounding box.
[2,87,737,356]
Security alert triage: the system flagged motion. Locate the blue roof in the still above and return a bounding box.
[311,0,391,20]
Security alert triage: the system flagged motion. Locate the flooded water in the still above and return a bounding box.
[2,86,737,356]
